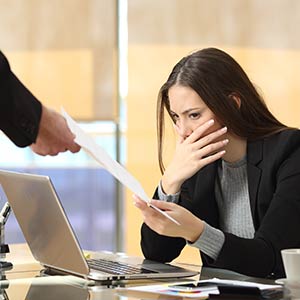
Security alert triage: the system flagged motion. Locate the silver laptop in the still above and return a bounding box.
[0,170,198,281]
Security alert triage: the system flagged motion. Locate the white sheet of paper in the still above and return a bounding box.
[119,278,282,298]
[62,109,179,225]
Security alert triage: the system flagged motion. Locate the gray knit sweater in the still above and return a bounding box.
[158,156,255,260]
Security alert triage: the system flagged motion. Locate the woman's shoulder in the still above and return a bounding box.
[263,129,300,160]
[0,51,11,77]
[266,128,300,145]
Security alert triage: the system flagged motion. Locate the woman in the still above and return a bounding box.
[133,47,300,279]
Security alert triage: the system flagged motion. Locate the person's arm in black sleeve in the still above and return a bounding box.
[0,50,42,147]
[141,223,186,263]
[0,51,80,155]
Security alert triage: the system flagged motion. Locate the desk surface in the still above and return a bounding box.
[1,244,281,300]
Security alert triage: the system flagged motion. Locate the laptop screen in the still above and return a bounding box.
[0,170,89,277]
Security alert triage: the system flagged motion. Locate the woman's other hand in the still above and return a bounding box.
[133,195,204,243]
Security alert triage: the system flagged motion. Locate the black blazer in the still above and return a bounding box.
[141,129,300,279]
[0,51,42,147]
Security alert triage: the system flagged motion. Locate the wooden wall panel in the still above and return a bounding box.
[6,50,94,119]
[0,0,117,120]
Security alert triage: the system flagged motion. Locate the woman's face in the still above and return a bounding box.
[168,85,222,140]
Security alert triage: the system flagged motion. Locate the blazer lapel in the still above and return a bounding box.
[247,139,263,228]
[191,162,219,227]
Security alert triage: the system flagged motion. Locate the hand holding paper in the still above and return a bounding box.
[62,109,179,225]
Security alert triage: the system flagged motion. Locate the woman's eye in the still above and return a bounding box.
[171,114,179,121]
[189,113,200,119]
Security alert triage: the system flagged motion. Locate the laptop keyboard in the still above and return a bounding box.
[87,258,157,275]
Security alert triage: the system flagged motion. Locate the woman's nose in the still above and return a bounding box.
[177,122,192,139]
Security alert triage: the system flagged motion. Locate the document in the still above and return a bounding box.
[118,282,216,299]
[118,278,282,299]
[62,109,179,225]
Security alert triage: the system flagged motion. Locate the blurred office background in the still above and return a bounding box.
[1,0,300,263]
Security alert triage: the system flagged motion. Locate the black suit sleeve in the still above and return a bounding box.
[0,51,42,147]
